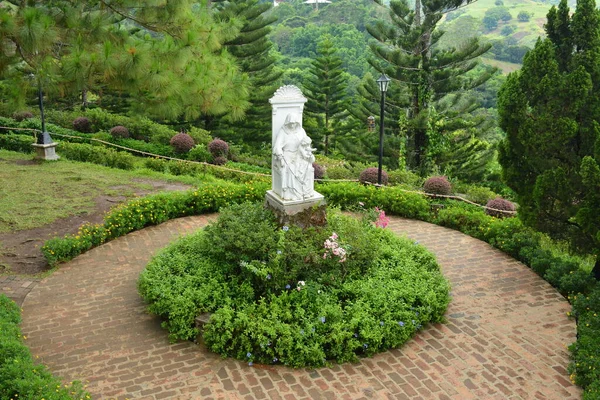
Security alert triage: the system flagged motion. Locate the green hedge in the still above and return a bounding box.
[58,141,137,170]
[0,133,34,153]
[143,157,269,183]
[318,182,430,220]
[0,295,89,399]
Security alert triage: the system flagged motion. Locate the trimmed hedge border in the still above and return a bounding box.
[0,295,89,399]
[40,180,600,397]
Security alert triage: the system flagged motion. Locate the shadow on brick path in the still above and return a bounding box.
[19,215,580,399]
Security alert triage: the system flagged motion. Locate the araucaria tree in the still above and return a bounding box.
[368,0,493,173]
[498,0,600,280]
[211,0,282,142]
[0,1,249,121]
[303,35,349,156]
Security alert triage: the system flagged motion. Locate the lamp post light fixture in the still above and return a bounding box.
[376,73,391,185]
[367,115,375,132]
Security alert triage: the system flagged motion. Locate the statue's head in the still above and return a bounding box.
[284,113,302,132]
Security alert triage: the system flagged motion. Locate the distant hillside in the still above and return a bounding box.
[439,0,580,70]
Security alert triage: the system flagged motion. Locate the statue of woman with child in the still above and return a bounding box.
[272,112,316,201]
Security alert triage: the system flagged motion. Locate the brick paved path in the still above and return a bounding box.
[0,275,40,306]
[20,215,581,399]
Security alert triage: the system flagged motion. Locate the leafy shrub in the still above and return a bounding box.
[170,132,195,154]
[110,125,130,139]
[387,169,424,188]
[114,138,174,158]
[12,111,33,122]
[225,161,270,174]
[423,176,452,195]
[72,117,92,133]
[466,185,497,205]
[188,145,212,162]
[313,162,325,179]
[569,285,600,396]
[187,127,213,146]
[212,156,227,166]
[138,204,450,367]
[58,141,136,170]
[168,161,199,176]
[485,197,516,218]
[144,157,167,173]
[0,133,34,153]
[0,295,89,399]
[318,182,430,220]
[359,167,388,185]
[434,202,492,237]
[208,138,229,158]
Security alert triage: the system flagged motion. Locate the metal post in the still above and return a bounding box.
[378,90,385,185]
[36,77,52,145]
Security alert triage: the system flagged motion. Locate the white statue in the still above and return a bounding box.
[272,113,316,201]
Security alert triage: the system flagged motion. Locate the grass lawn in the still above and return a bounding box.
[0,149,212,233]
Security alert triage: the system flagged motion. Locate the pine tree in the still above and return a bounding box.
[303,35,348,155]
[0,1,249,121]
[368,0,493,174]
[210,0,283,143]
[498,0,600,280]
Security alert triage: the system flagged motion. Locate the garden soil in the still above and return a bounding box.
[0,178,192,276]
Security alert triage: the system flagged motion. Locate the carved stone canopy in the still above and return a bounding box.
[269,85,307,104]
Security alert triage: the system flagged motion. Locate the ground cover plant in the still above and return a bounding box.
[0,295,89,399]
[138,203,450,368]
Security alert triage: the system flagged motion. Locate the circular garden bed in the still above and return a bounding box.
[138,203,450,368]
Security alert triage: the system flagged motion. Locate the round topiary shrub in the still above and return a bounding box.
[170,132,195,154]
[313,163,325,180]
[72,116,92,133]
[423,176,452,195]
[212,156,227,166]
[139,203,450,368]
[359,167,388,185]
[208,138,229,158]
[485,197,516,218]
[109,125,130,139]
[12,111,33,122]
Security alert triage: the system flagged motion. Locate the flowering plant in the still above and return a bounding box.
[374,207,389,229]
[323,232,347,263]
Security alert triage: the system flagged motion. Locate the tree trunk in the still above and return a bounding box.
[81,89,88,110]
[593,255,600,281]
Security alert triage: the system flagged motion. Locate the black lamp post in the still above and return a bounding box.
[376,74,391,185]
[35,76,53,145]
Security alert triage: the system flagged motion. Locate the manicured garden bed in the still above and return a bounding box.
[138,203,450,368]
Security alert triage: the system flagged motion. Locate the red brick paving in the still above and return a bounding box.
[0,275,41,306]
[19,215,581,399]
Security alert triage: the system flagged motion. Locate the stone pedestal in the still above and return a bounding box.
[32,143,60,161]
[265,190,327,228]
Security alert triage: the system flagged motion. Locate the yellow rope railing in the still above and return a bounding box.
[0,125,516,215]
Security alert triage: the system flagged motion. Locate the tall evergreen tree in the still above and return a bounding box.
[0,1,249,121]
[498,0,600,280]
[368,0,493,174]
[303,35,348,155]
[211,0,282,143]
